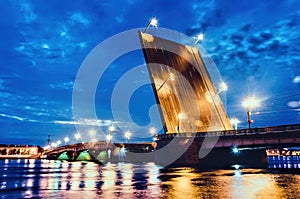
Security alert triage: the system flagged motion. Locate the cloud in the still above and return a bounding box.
[293,76,300,83]
[0,113,24,121]
[54,118,115,127]
[69,12,91,27]
[49,81,74,90]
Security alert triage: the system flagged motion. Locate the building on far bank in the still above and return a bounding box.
[0,144,43,159]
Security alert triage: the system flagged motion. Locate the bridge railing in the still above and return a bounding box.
[156,123,300,140]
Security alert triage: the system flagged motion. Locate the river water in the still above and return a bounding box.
[0,159,300,199]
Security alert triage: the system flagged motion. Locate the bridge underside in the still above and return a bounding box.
[155,125,300,168]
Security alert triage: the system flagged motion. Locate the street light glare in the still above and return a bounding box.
[219,82,228,92]
[178,113,185,119]
[230,118,241,125]
[150,17,158,28]
[232,147,239,154]
[125,131,131,138]
[194,33,204,45]
[75,133,81,140]
[195,33,204,41]
[243,97,261,108]
[230,117,241,130]
[51,142,57,148]
[149,127,157,135]
[109,125,115,132]
[64,137,69,143]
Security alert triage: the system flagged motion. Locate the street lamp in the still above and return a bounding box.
[143,16,158,33]
[64,137,69,143]
[230,117,241,130]
[194,33,204,45]
[149,127,157,135]
[75,133,81,142]
[218,82,228,94]
[124,131,131,143]
[108,125,116,144]
[243,96,261,129]
[157,73,175,92]
[51,142,57,148]
[177,113,185,133]
[56,140,62,146]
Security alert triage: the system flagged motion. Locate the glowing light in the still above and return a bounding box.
[89,129,96,137]
[109,125,115,132]
[124,131,131,142]
[64,137,69,143]
[149,127,157,135]
[195,33,204,41]
[51,142,57,148]
[194,33,204,44]
[143,16,159,32]
[56,140,62,145]
[75,133,81,141]
[178,113,186,119]
[219,82,228,93]
[43,145,51,150]
[230,117,241,130]
[233,164,240,169]
[232,147,239,154]
[242,96,261,108]
[150,17,158,28]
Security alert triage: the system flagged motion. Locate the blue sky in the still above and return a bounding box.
[0,0,300,145]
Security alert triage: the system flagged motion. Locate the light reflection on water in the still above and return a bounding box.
[0,159,299,199]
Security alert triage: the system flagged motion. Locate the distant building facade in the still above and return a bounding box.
[0,144,42,159]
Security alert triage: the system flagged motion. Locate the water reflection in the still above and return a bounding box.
[0,159,299,198]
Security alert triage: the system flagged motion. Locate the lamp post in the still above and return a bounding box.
[56,140,62,146]
[47,134,51,146]
[243,96,260,129]
[51,142,57,148]
[108,125,116,144]
[64,137,69,144]
[143,16,158,33]
[230,117,241,130]
[124,131,131,143]
[75,133,81,143]
[177,113,185,133]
